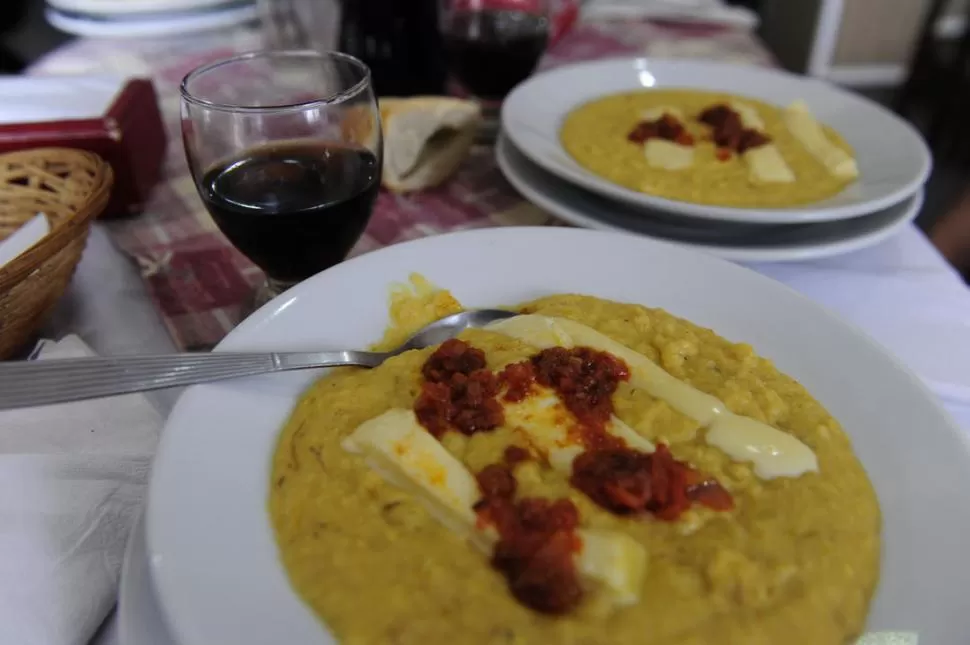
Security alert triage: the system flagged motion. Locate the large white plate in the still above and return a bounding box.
[502,58,931,224]
[147,228,970,645]
[119,513,178,645]
[496,135,923,263]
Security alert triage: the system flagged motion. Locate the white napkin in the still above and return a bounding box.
[0,214,50,270]
[0,76,124,125]
[0,335,162,645]
[581,0,760,29]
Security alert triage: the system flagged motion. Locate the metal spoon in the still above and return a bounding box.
[0,309,517,410]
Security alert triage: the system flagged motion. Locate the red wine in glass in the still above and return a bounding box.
[200,142,380,284]
[181,50,383,307]
[443,8,550,101]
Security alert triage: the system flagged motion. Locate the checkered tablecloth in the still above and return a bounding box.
[32,21,770,350]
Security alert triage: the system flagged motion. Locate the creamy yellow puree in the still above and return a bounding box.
[269,285,880,645]
[560,89,856,208]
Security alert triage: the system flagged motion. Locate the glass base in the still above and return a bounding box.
[250,276,299,312]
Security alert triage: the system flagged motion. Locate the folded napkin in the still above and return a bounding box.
[0,336,162,645]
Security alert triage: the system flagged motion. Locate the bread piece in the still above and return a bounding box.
[380,97,481,192]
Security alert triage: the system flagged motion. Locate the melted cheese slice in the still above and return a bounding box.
[343,408,647,610]
[729,101,765,131]
[707,413,818,479]
[744,144,796,184]
[488,315,818,479]
[784,100,859,180]
[503,387,655,472]
[341,408,487,548]
[638,106,694,171]
[731,100,795,184]
[644,139,694,171]
[640,106,684,121]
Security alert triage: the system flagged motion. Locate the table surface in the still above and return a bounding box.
[22,17,970,645]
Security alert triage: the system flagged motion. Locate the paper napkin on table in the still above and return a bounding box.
[0,335,162,645]
[0,213,49,270]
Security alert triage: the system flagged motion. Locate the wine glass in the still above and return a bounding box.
[180,50,382,308]
[440,0,550,104]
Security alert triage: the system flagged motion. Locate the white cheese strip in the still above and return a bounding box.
[343,408,647,609]
[503,387,655,472]
[637,107,694,171]
[744,144,796,184]
[488,315,818,479]
[729,100,795,184]
[341,408,488,548]
[784,100,859,180]
[644,139,694,171]
[640,106,684,121]
[706,414,818,479]
[729,100,765,131]
[576,530,646,608]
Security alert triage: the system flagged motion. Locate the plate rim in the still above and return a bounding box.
[45,3,256,36]
[146,227,970,645]
[46,0,245,16]
[495,135,924,263]
[501,57,932,224]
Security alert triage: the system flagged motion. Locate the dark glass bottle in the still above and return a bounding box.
[339,0,447,97]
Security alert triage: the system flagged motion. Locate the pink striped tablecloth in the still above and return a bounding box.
[33,20,770,350]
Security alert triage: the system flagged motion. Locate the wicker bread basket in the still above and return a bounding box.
[0,148,114,358]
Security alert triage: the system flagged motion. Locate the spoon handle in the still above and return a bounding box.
[0,350,384,410]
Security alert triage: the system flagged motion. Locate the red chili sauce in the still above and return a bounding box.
[532,347,630,451]
[571,444,733,520]
[627,114,695,146]
[414,339,503,438]
[698,104,770,158]
[474,451,584,615]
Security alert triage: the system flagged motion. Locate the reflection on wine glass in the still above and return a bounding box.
[180,50,382,308]
[440,0,551,103]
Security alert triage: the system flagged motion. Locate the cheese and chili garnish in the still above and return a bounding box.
[627,107,696,171]
[343,317,818,617]
[624,99,856,186]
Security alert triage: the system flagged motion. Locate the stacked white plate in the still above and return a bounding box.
[499,58,932,263]
[46,0,257,38]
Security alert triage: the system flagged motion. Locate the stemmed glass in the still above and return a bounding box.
[440,0,551,103]
[180,50,382,308]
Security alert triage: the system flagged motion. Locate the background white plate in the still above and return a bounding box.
[46,3,256,38]
[502,58,931,224]
[46,0,244,15]
[147,228,970,645]
[496,136,923,263]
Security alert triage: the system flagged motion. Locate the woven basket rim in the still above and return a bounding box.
[0,148,114,291]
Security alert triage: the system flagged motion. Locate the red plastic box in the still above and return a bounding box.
[0,77,167,218]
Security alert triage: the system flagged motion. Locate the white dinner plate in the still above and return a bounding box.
[501,58,931,224]
[496,135,924,263]
[46,0,242,16]
[119,513,178,645]
[147,228,970,645]
[45,2,256,38]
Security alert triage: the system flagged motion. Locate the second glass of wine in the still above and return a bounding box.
[180,50,382,308]
[440,0,550,103]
